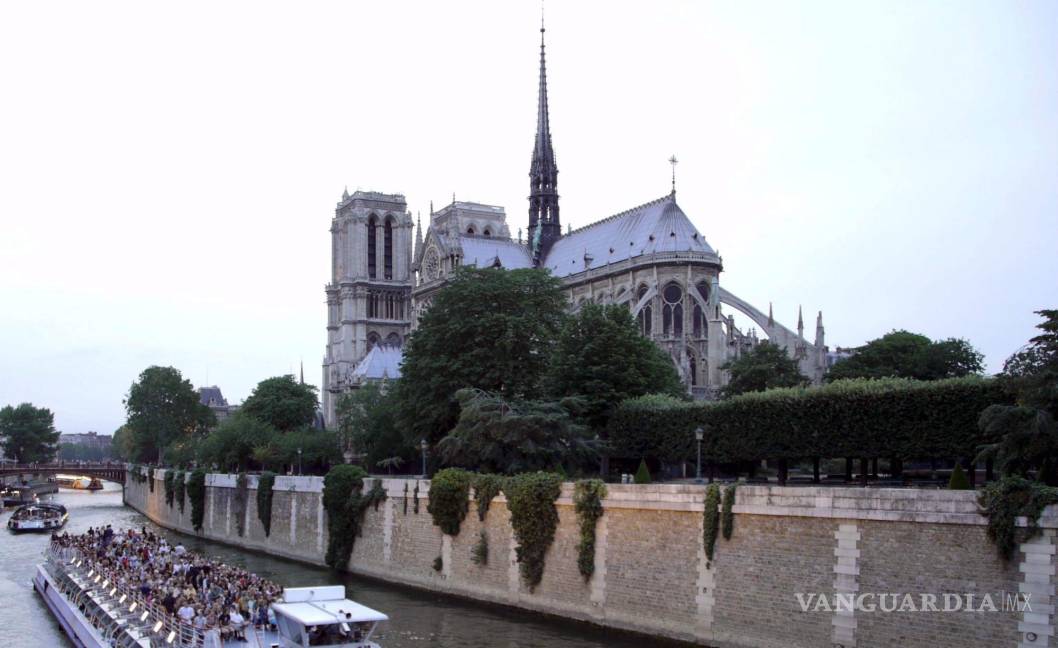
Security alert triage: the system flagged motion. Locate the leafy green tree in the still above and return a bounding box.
[111,425,135,461]
[271,427,342,475]
[720,341,808,398]
[634,458,652,484]
[57,443,112,462]
[336,382,412,471]
[197,413,278,472]
[241,375,318,432]
[976,310,1058,484]
[124,366,214,464]
[545,303,684,433]
[948,463,971,490]
[0,403,60,463]
[826,330,983,382]
[436,388,599,474]
[396,267,567,444]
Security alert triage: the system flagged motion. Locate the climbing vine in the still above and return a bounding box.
[148,466,155,492]
[164,470,175,508]
[322,466,387,570]
[234,472,248,537]
[187,469,207,532]
[432,556,443,572]
[573,479,607,580]
[413,481,420,514]
[471,531,489,566]
[504,471,562,590]
[473,473,505,521]
[403,482,409,515]
[979,475,1058,561]
[721,483,737,540]
[703,483,720,562]
[174,470,186,514]
[427,468,473,536]
[257,471,276,537]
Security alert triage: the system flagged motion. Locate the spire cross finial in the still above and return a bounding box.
[669,155,679,194]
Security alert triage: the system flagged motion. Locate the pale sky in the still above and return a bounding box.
[1,1,1055,435]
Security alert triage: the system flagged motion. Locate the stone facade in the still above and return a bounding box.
[127,472,1055,648]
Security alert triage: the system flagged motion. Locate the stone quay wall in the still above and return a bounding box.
[124,471,1058,648]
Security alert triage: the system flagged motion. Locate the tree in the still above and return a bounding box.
[436,388,600,474]
[634,458,652,484]
[545,303,685,433]
[197,412,278,472]
[0,403,60,463]
[395,267,567,444]
[826,330,983,382]
[720,341,808,398]
[241,375,318,432]
[975,310,1058,483]
[335,382,412,471]
[124,366,214,464]
[111,425,135,461]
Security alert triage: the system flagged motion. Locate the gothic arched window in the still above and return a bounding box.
[636,285,652,336]
[662,282,683,337]
[693,303,705,337]
[696,280,710,304]
[366,331,380,352]
[689,352,698,386]
[367,215,378,279]
[483,228,492,237]
[466,225,476,235]
[386,332,401,348]
[384,217,394,280]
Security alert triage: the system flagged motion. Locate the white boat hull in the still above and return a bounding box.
[34,564,109,648]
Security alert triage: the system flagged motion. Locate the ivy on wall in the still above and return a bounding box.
[148,466,155,492]
[234,472,248,537]
[427,468,473,536]
[979,475,1058,560]
[703,483,720,562]
[474,474,505,522]
[504,472,562,590]
[721,484,737,540]
[174,470,186,514]
[573,479,607,580]
[322,466,386,570]
[403,482,409,515]
[164,470,175,508]
[471,531,489,566]
[187,469,207,532]
[257,471,276,537]
[413,482,420,514]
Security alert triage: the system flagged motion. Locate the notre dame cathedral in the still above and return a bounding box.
[321,22,828,427]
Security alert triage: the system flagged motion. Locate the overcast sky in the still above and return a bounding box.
[1,1,1055,435]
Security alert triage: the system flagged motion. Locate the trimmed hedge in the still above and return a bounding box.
[609,377,1009,464]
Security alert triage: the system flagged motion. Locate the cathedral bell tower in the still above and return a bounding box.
[528,18,561,265]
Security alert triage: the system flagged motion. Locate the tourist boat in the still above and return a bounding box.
[56,474,105,491]
[8,503,68,532]
[36,545,389,648]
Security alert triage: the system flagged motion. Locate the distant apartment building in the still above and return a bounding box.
[59,431,113,450]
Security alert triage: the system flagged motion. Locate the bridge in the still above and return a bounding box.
[0,463,127,485]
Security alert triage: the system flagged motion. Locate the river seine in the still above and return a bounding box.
[0,481,676,648]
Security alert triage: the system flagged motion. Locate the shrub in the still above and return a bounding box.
[234,472,248,537]
[257,471,276,537]
[164,470,175,507]
[978,475,1058,561]
[634,459,651,484]
[504,472,562,590]
[432,556,443,572]
[174,470,186,514]
[322,466,385,570]
[703,484,720,562]
[187,469,207,532]
[721,483,737,540]
[573,479,607,580]
[948,464,971,490]
[609,377,1009,465]
[427,468,473,536]
[473,474,506,521]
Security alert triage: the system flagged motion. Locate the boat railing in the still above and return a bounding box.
[46,544,207,647]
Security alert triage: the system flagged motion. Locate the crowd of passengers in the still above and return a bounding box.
[52,526,282,642]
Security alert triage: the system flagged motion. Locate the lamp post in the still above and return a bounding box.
[420,439,428,477]
[297,448,302,476]
[694,427,704,483]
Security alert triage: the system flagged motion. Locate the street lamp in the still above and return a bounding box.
[297,448,302,476]
[420,439,428,477]
[694,427,704,484]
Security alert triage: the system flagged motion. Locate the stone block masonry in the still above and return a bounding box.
[125,472,1056,648]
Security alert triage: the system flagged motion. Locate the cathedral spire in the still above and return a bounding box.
[415,211,423,257]
[528,11,560,265]
[797,305,804,338]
